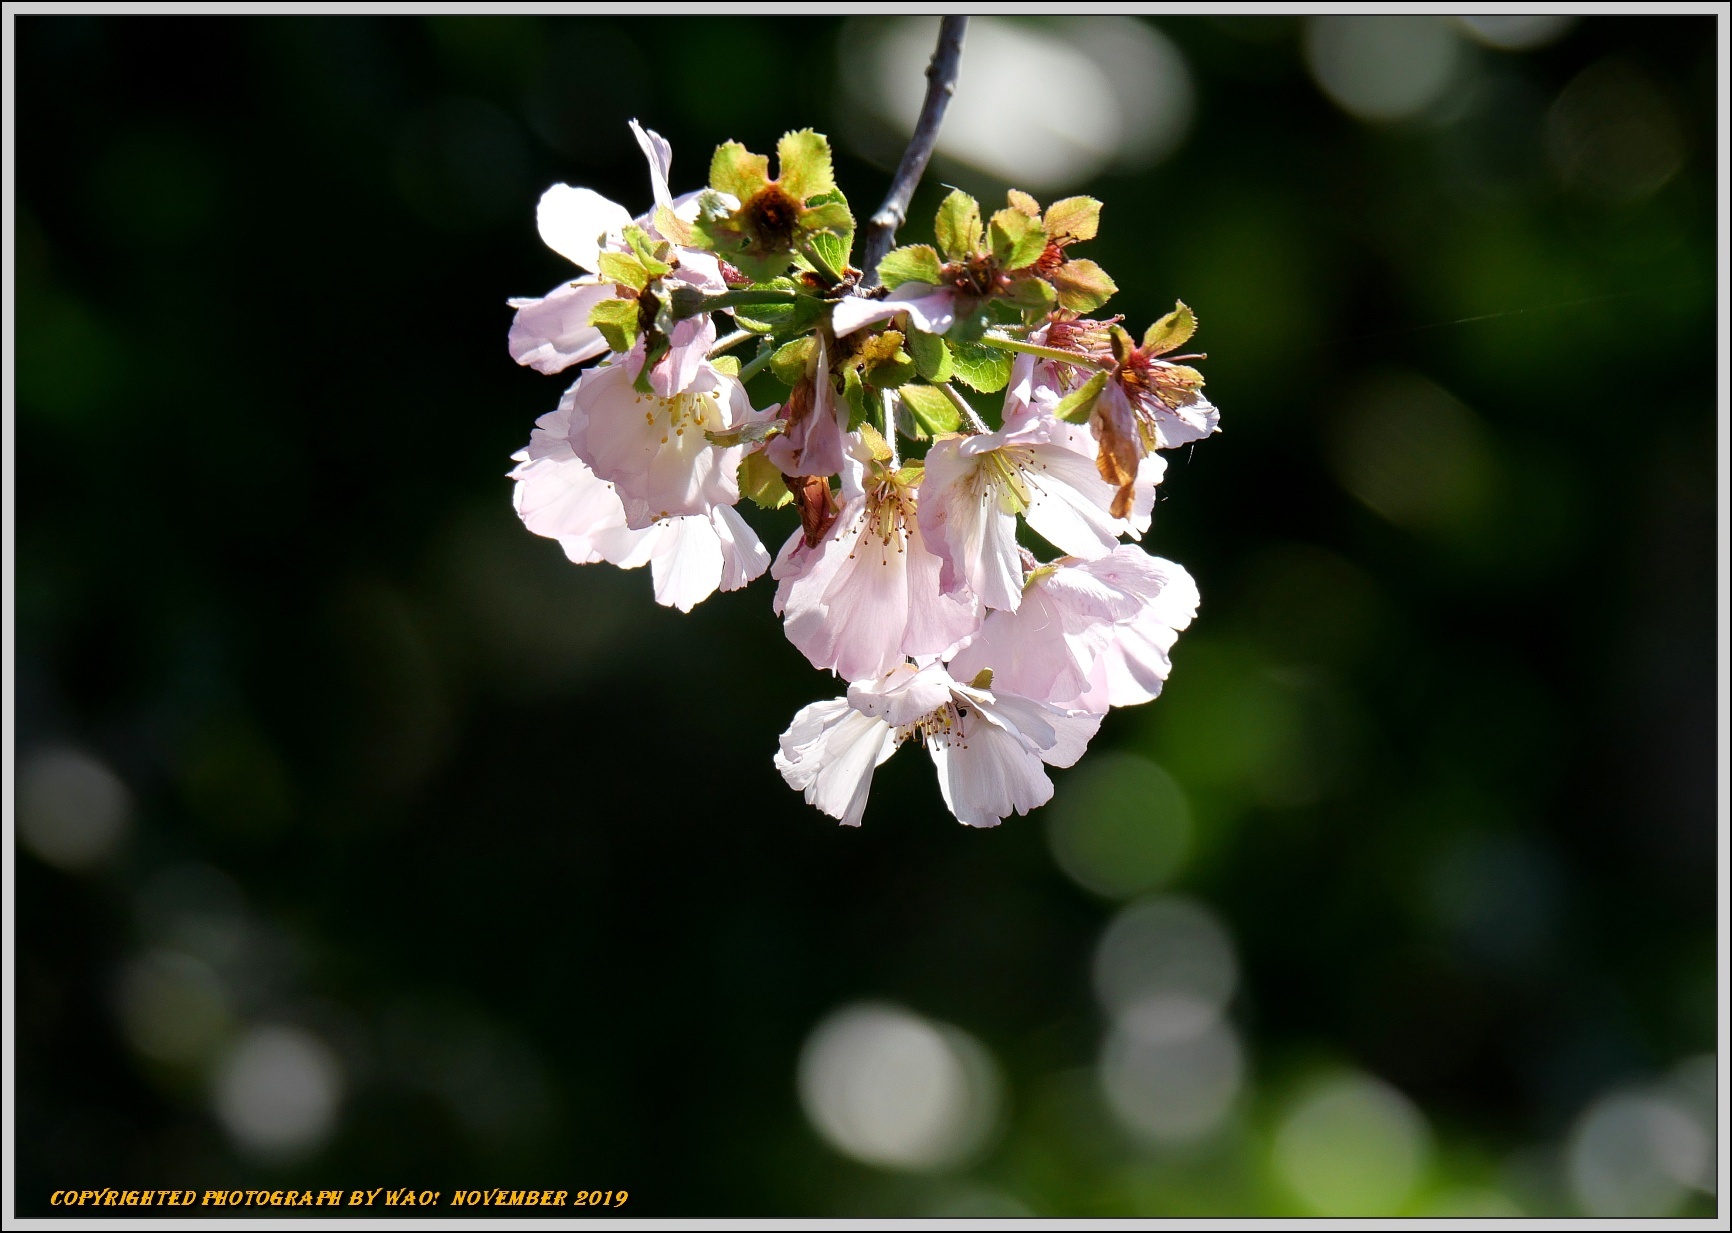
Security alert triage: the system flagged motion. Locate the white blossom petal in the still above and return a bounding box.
[927,721,1055,828]
[848,663,953,727]
[629,119,674,212]
[946,547,1197,713]
[1150,388,1220,449]
[1020,442,1125,559]
[830,284,957,338]
[712,504,771,593]
[775,699,897,828]
[777,489,979,683]
[537,184,632,272]
[507,279,613,374]
[566,360,748,527]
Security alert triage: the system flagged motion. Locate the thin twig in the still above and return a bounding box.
[737,342,777,383]
[980,333,1107,369]
[939,382,990,434]
[882,390,901,468]
[857,16,968,288]
[707,328,756,359]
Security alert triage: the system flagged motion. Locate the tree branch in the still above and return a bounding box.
[857,16,968,289]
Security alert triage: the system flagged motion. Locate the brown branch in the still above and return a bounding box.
[857,16,968,288]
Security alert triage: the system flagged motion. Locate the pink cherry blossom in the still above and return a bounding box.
[830,283,958,338]
[918,413,1130,612]
[564,357,764,529]
[763,333,847,478]
[1003,337,1166,539]
[776,662,1101,828]
[510,402,768,612]
[508,122,725,389]
[772,436,979,682]
[946,546,1199,713]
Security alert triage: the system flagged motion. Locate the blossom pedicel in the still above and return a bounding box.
[506,121,1220,829]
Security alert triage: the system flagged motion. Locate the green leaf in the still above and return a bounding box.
[730,279,823,334]
[710,354,740,378]
[1006,189,1042,218]
[969,667,994,690]
[947,339,1013,393]
[933,189,983,261]
[945,307,992,346]
[734,250,798,283]
[803,190,855,277]
[709,141,768,201]
[905,329,953,382]
[770,336,815,386]
[877,244,943,290]
[841,365,871,430]
[806,231,850,283]
[897,383,962,438]
[1052,371,1107,423]
[1002,273,1056,312]
[738,449,792,509]
[587,297,640,352]
[988,208,1048,270]
[1043,195,1101,243]
[1142,300,1197,356]
[621,225,672,276]
[653,203,693,247]
[596,251,650,292]
[776,129,836,199]
[867,351,916,389]
[632,336,669,395]
[1050,258,1118,312]
[799,200,855,238]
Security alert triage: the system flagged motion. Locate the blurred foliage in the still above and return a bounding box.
[13,15,1718,1217]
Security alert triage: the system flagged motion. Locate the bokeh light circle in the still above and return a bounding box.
[1272,1071,1431,1216]
[212,1025,344,1160]
[797,1003,1001,1172]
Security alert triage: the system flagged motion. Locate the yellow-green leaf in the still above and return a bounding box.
[1052,371,1107,423]
[770,336,815,386]
[877,244,943,290]
[1006,189,1042,218]
[800,200,855,237]
[653,203,693,247]
[1050,258,1118,312]
[709,141,769,201]
[933,189,983,261]
[597,250,650,292]
[1043,196,1101,243]
[856,421,894,462]
[1142,301,1197,355]
[738,449,792,509]
[988,208,1048,270]
[587,297,641,352]
[776,129,836,200]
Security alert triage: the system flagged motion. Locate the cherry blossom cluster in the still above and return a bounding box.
[508,123,1218,829]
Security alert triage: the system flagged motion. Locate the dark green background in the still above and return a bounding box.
[13,14,1719,1217]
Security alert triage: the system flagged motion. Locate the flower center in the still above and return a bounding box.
[894,698,974,750]
[858,480,915,557]
[638,390,723,445]
[975,446,1036,516]
[744,184,802,250]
